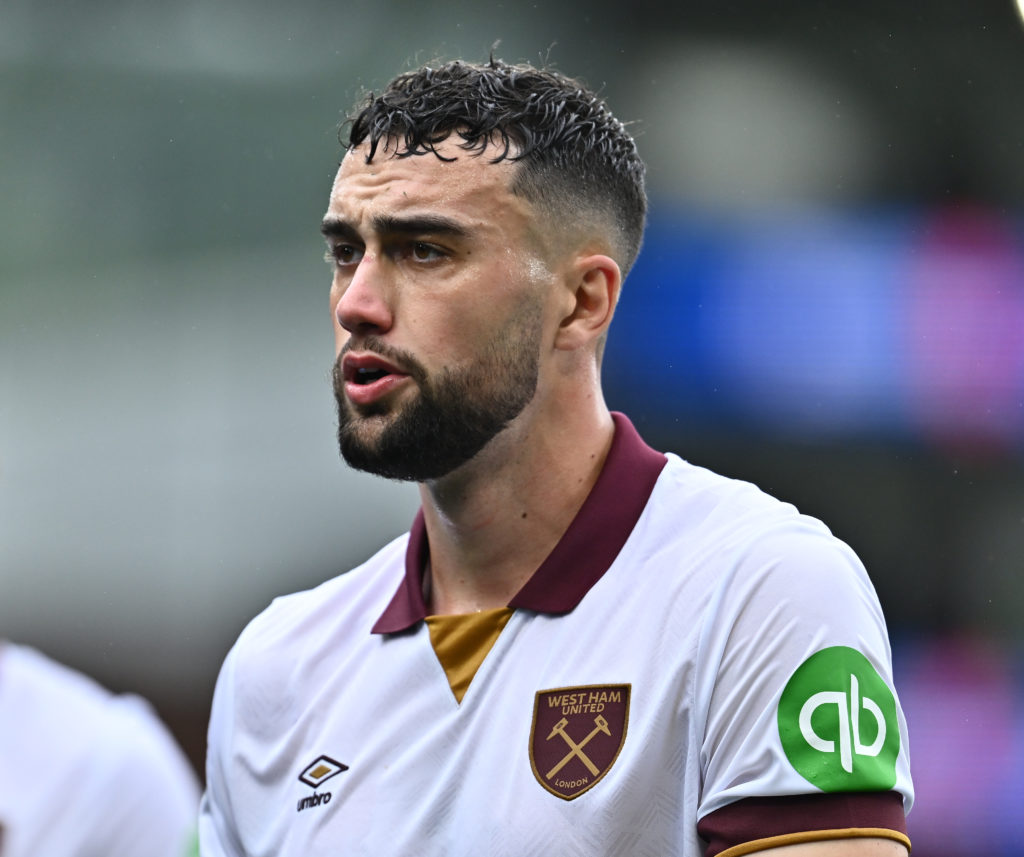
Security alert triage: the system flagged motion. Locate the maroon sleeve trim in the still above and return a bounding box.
[697,792,909,857]
[715,828,910,857]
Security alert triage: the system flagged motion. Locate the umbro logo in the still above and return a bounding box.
[299,755,348,788]
[296,755,348,813]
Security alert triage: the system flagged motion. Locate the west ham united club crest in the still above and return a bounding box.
[529,684,630,799]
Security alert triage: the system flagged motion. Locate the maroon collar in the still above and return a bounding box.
[372,413,668,634]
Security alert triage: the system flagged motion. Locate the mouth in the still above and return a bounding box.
[342,352,404,382]
[351,366,391,385]
[341,352,412,405]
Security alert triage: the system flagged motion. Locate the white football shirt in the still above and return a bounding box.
[200,414,912,857]
[0,643,200,857]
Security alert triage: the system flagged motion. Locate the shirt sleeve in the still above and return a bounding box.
[73,695,201,857]
[692,519,913,855]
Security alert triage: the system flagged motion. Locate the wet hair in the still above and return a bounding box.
[344,57,647,274]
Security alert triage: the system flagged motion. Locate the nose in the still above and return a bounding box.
[333,255,394,335]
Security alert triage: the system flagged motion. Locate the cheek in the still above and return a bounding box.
[333,326,349,357]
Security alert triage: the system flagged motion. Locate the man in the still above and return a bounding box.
[200,58,913,856]
[0,641,199,857]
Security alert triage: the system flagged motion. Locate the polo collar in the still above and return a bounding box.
[372,412,667,634]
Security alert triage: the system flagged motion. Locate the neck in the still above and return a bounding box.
[418,396,615,615]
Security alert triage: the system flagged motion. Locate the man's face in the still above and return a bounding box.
[323,138,556,481]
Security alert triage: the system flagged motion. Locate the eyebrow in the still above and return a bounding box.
[320,213,471,241]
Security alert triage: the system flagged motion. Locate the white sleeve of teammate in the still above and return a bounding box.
[198,645,245,857]
[75,695,201,857]
[693,520,914,821]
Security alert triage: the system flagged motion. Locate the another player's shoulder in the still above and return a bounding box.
[1,642,198,794]
[2,643,156,739]
[1,641,108,708]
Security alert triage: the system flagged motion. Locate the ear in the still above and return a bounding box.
[553,254,622,353]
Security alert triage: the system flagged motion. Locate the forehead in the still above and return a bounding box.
[327,137,530,231]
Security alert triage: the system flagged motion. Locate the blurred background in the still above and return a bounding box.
[1,0,1022,852]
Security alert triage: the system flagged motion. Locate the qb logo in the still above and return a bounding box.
[778,647,900,791]
[799,673,885,774]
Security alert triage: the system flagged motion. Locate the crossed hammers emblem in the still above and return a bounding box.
[545,714,611,780]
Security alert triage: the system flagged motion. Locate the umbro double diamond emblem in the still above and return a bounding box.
[296,755,349,813]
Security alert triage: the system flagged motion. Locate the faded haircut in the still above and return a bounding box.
[343,57,647,275]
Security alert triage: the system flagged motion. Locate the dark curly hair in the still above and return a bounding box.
[344,58,647,274]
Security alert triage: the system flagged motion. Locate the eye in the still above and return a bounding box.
[326,243,363,267]
[410,242,444,262]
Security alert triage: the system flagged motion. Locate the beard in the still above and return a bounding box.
[332,305,543,482]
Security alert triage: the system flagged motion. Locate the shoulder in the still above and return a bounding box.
[4,643,195,781]
[654,453,802,525]
[209,531,411,733]
[646,456,883,647]
[652,453,847,561]
[0,644,199,852]
[2,641,111,708]
[658,467,916,826]
[2,645,181,759]
[233,530,410,661]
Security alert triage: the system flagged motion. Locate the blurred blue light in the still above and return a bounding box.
[606,202,1024,451]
